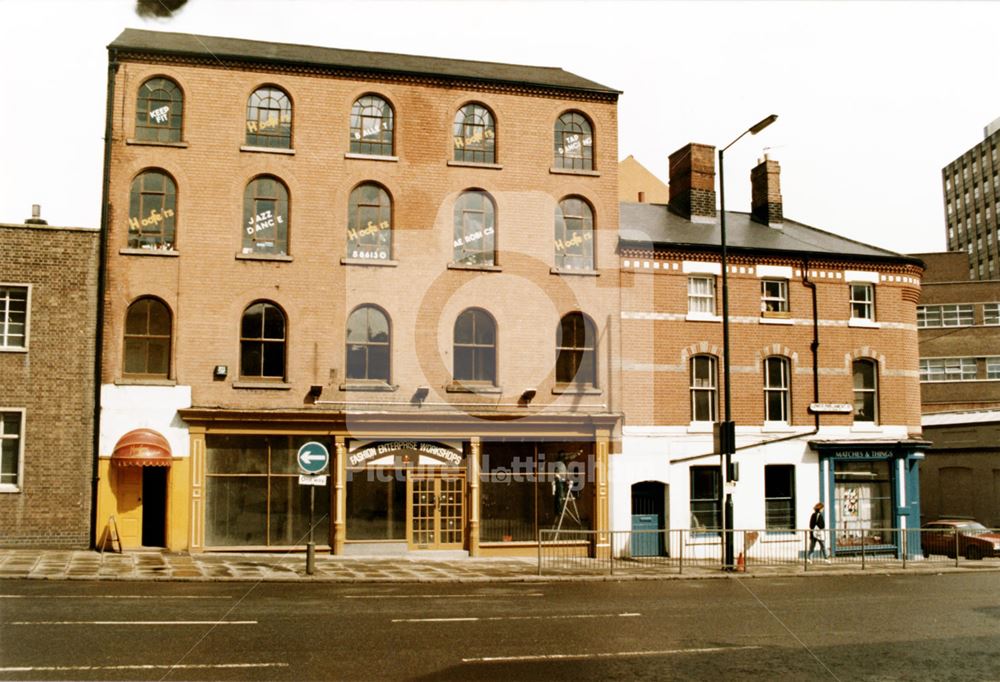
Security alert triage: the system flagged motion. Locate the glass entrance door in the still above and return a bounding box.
[408,473,465,549]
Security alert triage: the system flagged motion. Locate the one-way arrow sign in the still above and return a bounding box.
[297,441,330,475]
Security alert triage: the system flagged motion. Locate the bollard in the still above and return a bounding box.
[306,541,315,575]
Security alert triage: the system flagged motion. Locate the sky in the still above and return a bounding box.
[1,0,998,255]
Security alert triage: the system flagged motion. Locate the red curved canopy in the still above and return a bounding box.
[111,428,172,467]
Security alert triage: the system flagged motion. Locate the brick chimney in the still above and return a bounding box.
[750,155,782,227]
[668,143,716,223]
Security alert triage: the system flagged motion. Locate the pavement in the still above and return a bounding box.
[1,548,996,583]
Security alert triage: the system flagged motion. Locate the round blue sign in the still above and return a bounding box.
[297,441,330,474]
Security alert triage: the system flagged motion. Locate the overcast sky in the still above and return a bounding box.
[2,0,998,255]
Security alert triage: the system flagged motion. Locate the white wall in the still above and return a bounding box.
[98,384,192,458]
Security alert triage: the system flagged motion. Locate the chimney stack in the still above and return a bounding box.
[668,143,716,223]
[25,204,47,226]
[750,155,782,227]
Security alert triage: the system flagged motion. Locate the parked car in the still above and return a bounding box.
[921,520,1000,560]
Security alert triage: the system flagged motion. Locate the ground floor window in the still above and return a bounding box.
[479,442,593,542]
[764,465,795,530]
[834,460,892,544]
[204,435,330,547]
[690,466,721,531]
[0,410,23,490]
[346,468,406,540]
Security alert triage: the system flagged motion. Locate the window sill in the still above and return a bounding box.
[850,423,881,433]
[0,347,28,354]
[126,138,188,148]
[115,378,177,387]
[447,160,503,170]
[549,167,600,177]
[119,247,179,257]
[345,152,399,162]
[759,316,794,326]
[240,145,295,155]
[236,252,293,262]
[551,385,602,395]
[550,267,598,277]
[448,262,501,272]
[339,382,398,392]
[687,422,714,433]
[446,383,502,394]
[848,318,881,329]
[686,312,722,323]
[0,486,21,494]
[233,381,292,390]
[341,257,398,267]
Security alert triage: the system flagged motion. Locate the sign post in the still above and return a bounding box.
[297,442,330,575]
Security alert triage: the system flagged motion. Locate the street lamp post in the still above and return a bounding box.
[718,114,778,570]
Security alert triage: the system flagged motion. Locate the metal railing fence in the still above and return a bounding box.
[537,526,1000,576]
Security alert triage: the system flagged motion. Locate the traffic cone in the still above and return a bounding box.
[736,552,745,572]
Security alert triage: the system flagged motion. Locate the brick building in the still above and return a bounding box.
[0,209,99,547]
[614,145,929,559]
[96,29,622,554]
[941,117,1000,280]
[910,249,1000,527]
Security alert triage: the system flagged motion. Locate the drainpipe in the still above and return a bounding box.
[801,258,821,430]
[90,48,118,549]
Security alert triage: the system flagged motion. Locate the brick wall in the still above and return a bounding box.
[0,223,99,547]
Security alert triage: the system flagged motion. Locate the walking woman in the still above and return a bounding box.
[808,502,831,563]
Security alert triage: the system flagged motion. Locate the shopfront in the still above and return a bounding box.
[181,411,616,555]
[811,439,928,559]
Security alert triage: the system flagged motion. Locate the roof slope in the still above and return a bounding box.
[109,29,619,96]
[620,202,921,265]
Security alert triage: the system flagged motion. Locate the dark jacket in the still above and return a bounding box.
[809,511,825,531]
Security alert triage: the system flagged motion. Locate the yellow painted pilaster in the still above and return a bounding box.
[166,458,190,552]
[333,436,347,554]
[188,428,206,552]
[595,429,610,559]
[468,437,481,556]
[94,458,115,549]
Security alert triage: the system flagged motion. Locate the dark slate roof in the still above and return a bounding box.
[619,202,922,266]
[109,29,619,96]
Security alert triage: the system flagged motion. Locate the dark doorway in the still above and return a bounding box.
[631,481,668,556]
[141,467,168,547]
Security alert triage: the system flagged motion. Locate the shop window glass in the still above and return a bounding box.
[453,103,495,163]
[764,465,795,530]
[240,301,286,380]
[347,183,392,260]
[0,411,23,489]
[350,95,394,156]
[135,77,182,142]
[554,196,594,270]
[690,465,721,531]
[242,176,289,256]
[556,312,596,386]
[205,435,329,547]
[346,469,407,540]
[453,190,496,265]
[0,286,28,350]
[688,276,716,315]
[346,305,390,383]
[852,359,878,423]
[690,355,717,422]
[123,297,171,378]
[128,170,177,250]
[246,86,291,148]
[453,308,496,384]
[764,356,790,423]
[833,460,891,546]
[554,112,593,170]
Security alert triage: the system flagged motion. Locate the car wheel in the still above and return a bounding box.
[965,546,982,561]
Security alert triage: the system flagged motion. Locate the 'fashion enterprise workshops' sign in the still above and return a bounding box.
[348,441,463,467]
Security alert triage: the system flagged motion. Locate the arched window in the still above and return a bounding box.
[124,297,171,378]
[135,77,183,142]
[690,355,718,422]
[453,103,495,164]
[246,86,292,148]
[852,359,878,423]
[240,301,286,380]
[128,170,177,250]
[453,190,496,266]
[554,196,594,270]
[242,176,289,256]
[764,356,790,423]
[454,308,496,385]
[556,312,596,386]
[346,305,390,383]
[350,95,394,156]
[347,183,392,260]
[554,112,593,170]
